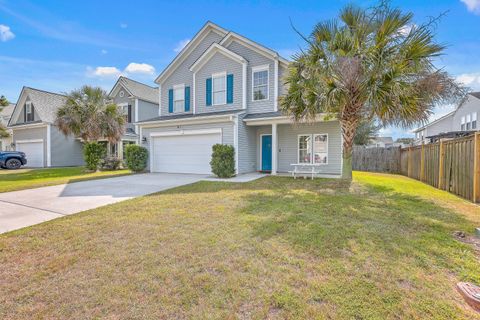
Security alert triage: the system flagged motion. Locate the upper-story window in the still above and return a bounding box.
[472,112,477,129]
[252,65,269,101]
[212,73,226,105]
[461,116,466,131]
[461,112,477,131]
[25,101,34,122]
[120,104,132,123]
[467,114,471,130]
[173,84,185,112]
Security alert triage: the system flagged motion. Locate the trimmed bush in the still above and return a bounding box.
[124,145,148,172]
[210,144,235,178]
[83,142,106,171]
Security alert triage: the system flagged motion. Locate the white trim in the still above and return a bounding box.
[271,123,277,175]
[251,65,270,102]
[212,71,227,106]
[242,63,247,109]
[192,72,196,114]
[244,114,331,126]
[108,77,134,98]
[274,59,279,112]
[158,84,162,116]
[297,133,329,166]
[46,124,51,167]
[9,123,48,130]
[16,139,43,144]
[190,43,247,72]
[173,84,186,113]
[134,98,139,143]
[259,133,272,172]
[155,22,228,84]
[219,32,289,66]
[234,115,239,174]
[150,128,222,137]
[137,113,238,128]
[149,133,153,172]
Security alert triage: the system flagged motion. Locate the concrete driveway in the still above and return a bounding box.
[0,173,205,234]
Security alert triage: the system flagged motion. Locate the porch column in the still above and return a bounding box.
[272,123,278,175]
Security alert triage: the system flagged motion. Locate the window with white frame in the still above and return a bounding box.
[173,85,185,112]
[25,101,34,122]
[252,66,269,101]
[298,134,328,165]
[212,73,226,105]
[472,112,477,129]
[461,116,466,131]
[467,114,472,130]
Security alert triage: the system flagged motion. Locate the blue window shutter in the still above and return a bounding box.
[185,86,190,112]
[206,77,212,106]
[168,89,173,113]
[227,74,234,104]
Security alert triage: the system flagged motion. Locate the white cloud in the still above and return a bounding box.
[174,39,190,53]
[0,24,15,42]
[124,62,155,74]
[87,66,122,78]
[456,72,480,91]
[399,24,414,36]
[461,0,480,13]
[101,49,108,55]
[120,23,128,29]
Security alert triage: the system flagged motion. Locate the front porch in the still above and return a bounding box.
[243,115,343,177]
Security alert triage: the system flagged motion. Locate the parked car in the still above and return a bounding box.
[0,151,27,169]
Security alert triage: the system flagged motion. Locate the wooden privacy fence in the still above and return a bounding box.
[353,132,480,202]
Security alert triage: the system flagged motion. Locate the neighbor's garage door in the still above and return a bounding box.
[16,140,44,167]
[151,131,222,174]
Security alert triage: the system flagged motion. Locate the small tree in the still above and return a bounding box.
[83,142,106,171]
[354,120,381,145]
[124,145,148,172]
[210,144,235,178]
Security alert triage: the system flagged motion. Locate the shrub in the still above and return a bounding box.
[101,156,122,170]
[83,141,106,171]
[210,144,235,178]
[124,145,148,172]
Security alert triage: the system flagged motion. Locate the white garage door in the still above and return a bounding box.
[16,140,44,167]
[152,131,222,174]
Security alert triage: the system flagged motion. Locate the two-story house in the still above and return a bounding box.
[7,80,159,167]
[137,22,343,176]
[413,92,480,144]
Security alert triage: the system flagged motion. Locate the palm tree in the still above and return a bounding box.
[280,2,464,179]
[55,86,125,143]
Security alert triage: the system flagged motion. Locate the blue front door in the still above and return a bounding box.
[261,135,272,172]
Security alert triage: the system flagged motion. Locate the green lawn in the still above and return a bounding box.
[1,172,480,319]
[0,167,131,193]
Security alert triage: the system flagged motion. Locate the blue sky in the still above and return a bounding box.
[1,0,480,139]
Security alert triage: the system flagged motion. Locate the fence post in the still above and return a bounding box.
[407,147,412,178]
[420,143,425,182]
[438,139,445,190]
[473,133,480,202]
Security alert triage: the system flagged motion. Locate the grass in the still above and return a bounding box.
[0,167,131,193]
[1,171,480,319]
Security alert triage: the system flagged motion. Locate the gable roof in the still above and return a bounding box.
[154,21,289,84]
[1,104,15,118]
[155,21,228,84]
[109,76,158,104]
[8,87,67,126]
[469,92,480,100]
[190,43,247,72]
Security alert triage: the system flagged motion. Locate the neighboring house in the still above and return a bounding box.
[137,21,343,176]
[0,104,14,151]
[366,136,394,148]
[7,87,84,168]
[413,92,480,144]
[107,76,159,158]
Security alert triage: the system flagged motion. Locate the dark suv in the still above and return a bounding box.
[0,151,27,169]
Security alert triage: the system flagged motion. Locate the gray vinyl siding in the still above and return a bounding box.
[13,102,42,125]
[138,99,159,121]
[50,126,84,167]
[453,95,480,131]
[160,31,224,116]
[237,113,256,173]
[12,126,48,167]
[140,121,235,171]
[226,40,275,114]
[113,93,135,132]
[195,52,243,114]
[278,64,287,97]
[424,115,453,136]
[255,121,342,175]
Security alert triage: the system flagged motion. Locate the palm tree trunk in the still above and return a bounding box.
[340,117,359,180]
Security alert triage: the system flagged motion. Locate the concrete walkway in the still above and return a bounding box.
[0,173,205,234]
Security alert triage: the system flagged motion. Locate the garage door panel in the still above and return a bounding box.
[16,141,44,167]
[152,133,221,174]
